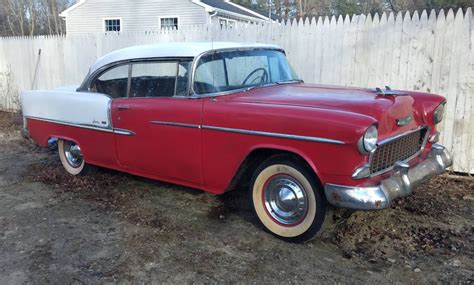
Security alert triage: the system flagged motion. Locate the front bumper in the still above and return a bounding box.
[324,144,452,210]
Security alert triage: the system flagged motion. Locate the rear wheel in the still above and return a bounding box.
[58,139,94,175]
[250,155,329,242]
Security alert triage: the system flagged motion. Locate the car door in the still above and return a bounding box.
[109,60,203,185]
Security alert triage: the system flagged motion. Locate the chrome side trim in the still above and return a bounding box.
[28,116,343,144]
[107,99,113,129]
[27,116,113,133]
[202,125,345,145]
[27,116,135,136]
[150,121,201,129]
[113,128,136,136]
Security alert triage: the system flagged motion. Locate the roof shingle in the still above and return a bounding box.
[200,0,266,20]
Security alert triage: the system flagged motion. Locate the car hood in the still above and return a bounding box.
[229,83,422,136]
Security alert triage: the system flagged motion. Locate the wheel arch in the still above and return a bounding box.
[46,135,78,145]
[226,145,323,192]
[45,135,90,161]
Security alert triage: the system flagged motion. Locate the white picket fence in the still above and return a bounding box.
[0,8,473,173]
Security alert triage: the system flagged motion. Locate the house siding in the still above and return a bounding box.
[65,0,209,34]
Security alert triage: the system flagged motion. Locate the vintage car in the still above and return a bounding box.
[21,42,452,242]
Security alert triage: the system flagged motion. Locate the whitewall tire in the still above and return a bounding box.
[251,155,328,242]
[58,139,87,175]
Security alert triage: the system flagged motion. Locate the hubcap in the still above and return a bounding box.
[64,141,83,168]
[263,174,308,225]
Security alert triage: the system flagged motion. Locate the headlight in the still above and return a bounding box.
[433,103,445,124]
[358,125,378,154]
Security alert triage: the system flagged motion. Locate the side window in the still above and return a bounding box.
[129,62,178,98]
[176,62,190,96]
[194,59,226,94]
[90,64,129,99]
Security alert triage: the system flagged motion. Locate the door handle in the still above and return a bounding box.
[117,105,131,111]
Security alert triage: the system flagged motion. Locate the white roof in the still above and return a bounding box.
[90,42,282,74]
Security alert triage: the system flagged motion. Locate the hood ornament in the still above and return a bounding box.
[375,86,408,96]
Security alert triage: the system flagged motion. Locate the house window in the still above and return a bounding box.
[105,19,121,32]
[219,18,236,29]
[160,17,178,30]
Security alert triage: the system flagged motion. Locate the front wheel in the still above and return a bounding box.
[58,139,94,175]
[250,155,329,242]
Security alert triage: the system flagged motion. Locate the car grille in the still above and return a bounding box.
[370,127,428,174]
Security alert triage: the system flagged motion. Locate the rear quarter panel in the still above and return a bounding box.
[21,90,117,167]
[21,90,111,129]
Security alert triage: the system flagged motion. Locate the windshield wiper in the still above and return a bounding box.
[275,79,304,85]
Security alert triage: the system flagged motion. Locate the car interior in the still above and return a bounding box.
[92,75,189,98]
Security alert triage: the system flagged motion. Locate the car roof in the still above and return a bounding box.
[90,41,283,74]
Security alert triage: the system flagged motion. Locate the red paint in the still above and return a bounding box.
[111,97,203,185]
[27,83,446,194]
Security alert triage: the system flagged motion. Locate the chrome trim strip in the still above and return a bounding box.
[150,121,201,129]
[113,128,135,136]
[352,163,371,180]
[107,99,113,129]
[27,116,113,133]
[27,116,135,136]
[202,125,345,145]
[376,126,425,146]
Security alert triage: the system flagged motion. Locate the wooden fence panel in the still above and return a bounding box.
[0,9,472,173]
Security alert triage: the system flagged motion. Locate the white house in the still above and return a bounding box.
[59,0,271,35]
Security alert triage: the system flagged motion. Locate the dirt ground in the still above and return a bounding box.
[0,112,473,283]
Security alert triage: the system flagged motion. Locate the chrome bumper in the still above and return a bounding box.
[324,144,452,210]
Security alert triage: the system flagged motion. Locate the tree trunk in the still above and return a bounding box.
[274,0,281,18]
[28,1,36,36]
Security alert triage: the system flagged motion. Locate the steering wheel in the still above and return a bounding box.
[242,68,269,86]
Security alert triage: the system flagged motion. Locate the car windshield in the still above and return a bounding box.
[193,49,299,95]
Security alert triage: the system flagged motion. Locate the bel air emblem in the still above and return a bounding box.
[397,115,412,126]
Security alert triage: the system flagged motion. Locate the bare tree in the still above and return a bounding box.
[244,0,471,20]
[0,0,73,36]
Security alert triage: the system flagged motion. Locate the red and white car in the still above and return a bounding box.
[21,42,452,242]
